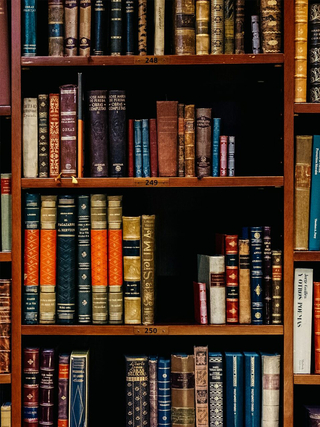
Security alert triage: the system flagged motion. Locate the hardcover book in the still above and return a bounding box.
[309,135,320,250]
[69,350,89,427]
[1,173,11,252]
[211,0,224,54]
[260,0,282,53]
[93,0,107,55]
[263,226,272,325]
[134,120,143,177]
[110,0,123,55]
[1,403,11,427]
[194,346,209,427]
[251,15,261,53]
[196,0,210,54]
[49,93,60,178]
[23,98,38,178]
[126,0,135,55]
[0,0,10,105]
[225,234,239,323]
[243,352,260,427]
[22,0,37,56]
[315,281,320,373]
[193,281,208,325]
[58,353,70,427]
[64,0,78,56]
[39,348,55,426]
[60,84,78,177]
[0,280,11,373]
[142,119,151,177]
[261,353,281,427]
[23,347,40,427]
[308,1,320,102]
[77,74,84,177]
[227,136,235,176]
[184,104,196,177]
[208,352,223,427]
[138,0,148,55]
[294,0,308,102]
[141,214,156,325]
[38,94,49,178]
[154,0,165,55]
[271,249,282,325]
[224,0,235,54]
[174,0,196,55]
[212,118,221,176]
[178,104,185,177]
[149,118,158,177]
[235,0,245,54]
[149,356,158,427]
[225,352,244,427]
[48,0,64,56]
[128,119,134,177]
[79,0,91,56]
[239,233,251,324]
[196,107,212,178]
[250,226,264,325]
[108,90,127,177]
[219,135,228,176]
[158,357,171,427]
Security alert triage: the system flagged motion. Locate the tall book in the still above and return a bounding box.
[158,357,171,427]
[141,214,156,325]
[126,0,135,55]
[260,0,282,53]
[196,107,212,178]
[225,234,239,323]
[225,352,244,427]
[193,281,208,325]
[93,0,107,55]
[211,0,224,54]
[22,0,37,56]
[110,0,123,55]
[60,84,77,177]
[294,268,313,374]
[171,353,195,427]
[235,0,245,54]
[295,135,313,249]
[58,353,70,427]
[39,348,55,427]
[154,0,165,55]
[64,0,78,56]
[138,0,147,55]
[149,356,158,427]
[38,94,49,178]
[1,403,11,427]
[243,352,260,427]
[196,0,210,54]
[77,72,84,178]
[178,104,185,177]
[212,117,221,177]
[271,249,282,325]
[315,282,320,373]
[309,135,320,249]
[157,100,178,177]
[260,353,281,427]
[125,356,149,427]
[239,231,251,324]
[123,216,141,324]
[149,118,158,177]
[250,226,263,325]
[174,0,196,54]
[79,0,92,56]
[308,1,320,102]
[1,173,11,252]
[224,0,235,54]
[128,119,134,177]
[134,120,143,177]
[184,104,196,177]
[91,194,108,324]
[56,195,76,324]
[194,346,209,427]
[23,193,40,325]
[294,0,308,103]
[0,280,11,373]
[23,97,38,178]
[48,0,64,56]
[108,90,127,177]
[219,135,227,177]
[0,0,10,105]
[23,347,40,427]
[69,350,89,427]
[263,226,272,325]
[208,352,223,427]
[88,89,109,177]
[142,119,151,177]
[49,93,60,178]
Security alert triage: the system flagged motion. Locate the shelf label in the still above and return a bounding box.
[134,326,169,335]
[134,178,169,187]
[134,56,168,65]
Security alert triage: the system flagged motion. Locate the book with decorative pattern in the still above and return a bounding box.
[154,0,165,55]
[149,356,158,427]
[184,104,196,177]
[58,353,70,427]
[212,117,221,176]
[224,0,235,54]
[294,0,308,102]
[39,348,55,426]
[110,0,123,55]
[69,350,89,427]
[48,0,64,56]
[235,0,245,54]
[225,234,239,323]
[109,90,127,177]
[138,0,147,55]
[158,357,171,427]
[23,347,40,427]
[239,230,251,324]
[211,0,224,54]
[260,0,282,53]
[250,226,263,325]
[141,214,156,325]
[208,352,223,427]
[134,119,143,177]
[0,280,11,374]
[263,226,272,325]
[64,0,78,56]
[60,84,78,177]
[196,107,212,178]
[271,249,282,325]
[193,281,208,325]
[174,0,196,55]
[49,93,60,178]
[194,346,209,427]
[38,94,49,177]
[79,0,91,56]
[126,0,135,55]
[196,0,210,54]
[142,119,151,177]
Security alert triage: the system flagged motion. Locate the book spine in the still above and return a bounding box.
[0,174,11,252]
[251,15,261,54]
[250,226,263,325]
[138,0,147,55]
[271,250,282,325]
[225,352,244,427]
[149,118,158,177]
[209,255,226,324]
[154,0,165,55]
[23,97,38,178]
[77,71,84,178]
[235,0,245,54]
[208,352,223,427]
[196,107,212,178]
[309,135,320,249]
[142,119,151,177]
[126,0,135,55]
[141,215,156,325]
[211,0,224,54]
[79,0,92,56]
[196,0,210,54]
[64,0,78,56]
[294,0,308,102]
[91,194,108,324]
[227,136,235,176]
[225,234,239,323]
[110,0,123,55]
[184,104,196,177]
[219,135,227,176]
[260,0,282,54]
[60,85,77,176]
[69,351,89,427]
[174,0,196,55]
[88,89,109,177]
[193,281,208,324]
[158,358,171,427]
[39,349,55,426]
[194,346,209,427]
[108,90,127,177]
[23,348,40,426]
[224,0,234,54]
[57,354,69,427]
[128,119,134,177]
[38,94,49,178]
[0,280,11,374]
[93,0,107,55]
[48,0,64,56]
[149,356,158,427]
[212,118,221,176]
[178,104,185,177]
[49,93,60,178]
[22,0,37,56]
[315,281,320,373]
[244,353,260,427]
[238,238,251,324]
[263,226,272,325]
[134,120,143,177]
[0,0,10,105]
[77,195,92,324]
[123,216,141,324]
[261,354,280,427]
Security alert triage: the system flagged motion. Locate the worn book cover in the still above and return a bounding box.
[48,0,64,56]
[141,214,156,325]
[194,346,209,427]
[157,100,178,177]
[174,0,196,54]
[260,353,280,427]
[208,352,223,427]
[294,0,308,102]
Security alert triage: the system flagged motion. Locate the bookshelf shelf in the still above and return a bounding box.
[0,252,11,262]
[0,374,11,384]
[294,103,320,114]
[294,375,320,385]
[0,106,11,116]
[294,251,320,262]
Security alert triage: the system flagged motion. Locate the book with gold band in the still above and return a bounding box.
[141,214,156,325]
[295,0,308,102]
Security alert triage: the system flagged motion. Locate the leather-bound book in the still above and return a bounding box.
[149,356,158,427]
[194,346,209,427]
[23,193,40,325]
[138,0,148,55]
[196,107,212,178]
[91,194,108,324]
[1,173,11,252]
[38,94,49,178]
[77,72,84,178]
[294,135,312,250]
[271,249,282,325]
[154,0,165,55]
[211,0,224,54]
[260,0,282,53]
[68,351,89,427]
[23,98,38,178]
[184,104,196,177]
[79,0,92,56]
[88,89,108,177]
[141,214,156,325]
[56,195,76,325]
[261,353,280,427]
[157,100,178,177]
[64,0,78,56]
[149,118,158,177]
[208,352,223,427]
[110,0,123,55]
[250,226,264,325]
[174,0,196,55]
[123,216,141,324]
[239,230,251,324]
[134,120,143,177]
[314,282,320,373]
[294,0,308,103]
[93,0,107,55]
[244,352,261,427]
[125,356,149,426]
[309,135,320,250]
[235,0,245,54]
[57,353,70,427]
[109,293,123,325]
[212,117,220,176]
[219,135,227,177]
[23,347,40,427]
[22,0,37,56]
[225,234,239,323]
[158,357,171,427]
[128,119,134,177]
[0,280,11,374]
[126,0,135,55]
[108,90,127,177]
[48,0,64,56]
[251,15,261,53]
[49,93,60,178]
[225,352,244,427]
[196,0,210,54]
[142,119,151,177]
[193,281,208,324]
[171,353,195,427]
[263,226,272,325]
[60,84,77,177]
[77,195,92,324]
[227,135,235,176]
[224,0,235,54]
[39,348,55,427]
[0,0,10,105]
[178,104,185,177]
[309,1,320,102]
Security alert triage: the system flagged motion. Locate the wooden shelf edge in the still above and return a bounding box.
[0,374,11,384]
[294,103,320,114]
[294,374,320,385]
[0,252,11,262]
[0,106,11,116]
[294,251,320,261]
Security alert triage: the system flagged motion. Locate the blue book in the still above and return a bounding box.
[142,119,151,177]
[93,0,107,55]
[158,357,171,427]
[134,120,143,177]
[208,352,223,427]
[69,350,89,427]
[126,0,135,55]
[243,352,261,427]
[110,0,123,55]
[250,226,264,324]
[309,135,320,250]
[225,352,244,427]
[22,0,37,56]
[212,118,221,176]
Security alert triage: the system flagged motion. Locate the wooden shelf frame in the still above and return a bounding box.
[0,106,11,116]
[0,374,11,384]
[294,375,320,385]
[0,252,11,262]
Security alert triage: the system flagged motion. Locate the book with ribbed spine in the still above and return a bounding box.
[123,216,141,324]
[23,347,40,426]
[225,234,239,323]
[178,104,185,177]
[128,119,134,177]
[0,280,11,374]
[235,0,245,53]
[239,231,251,324]
[0,0,10,106]
[314,281,320,373]
[149,356,158,427]
[78,73,84,178]
[227,136,235,176]
[23,193,40,325]
[58,353,70,427]
[134,120,143,177]
[212,118,220,177]
[149,118,158,177]
[158,357,171,427]
[194,346,209,427]
[109,90,127,177]
[91,194,108,324]
[211,0,224,54]
[196,107,212,178]
[250,226,263,325]
[64,0,78,56]
[126,0,135,55]
[39,348,55,426]
[225,352,244,427]
[193,281,208,324]
[1,403,11,427]
[38,94,49,178]
[244,352,260,427]
[219,135,227,176]
[138,0,147,55]
[174,0,196,55]
[294,0,308,103]
[184,104,196,177]
[1,174,11,252]
[110,0,123,55]
[261,353,280,427]
[208,352,223,427]
[79,0,91,56]
[196,0,210,54]
[60,84,77,177]
[251,15,261,53]
[263,226,272,325]
[154,0,165,54]
[23,98,38,178]
[260,0,282,53]
[22,0,37,56]
[309,135,320,249]
[141,214,156,325]
[69,350,89,427]
[157,100,178,177]
[93,0,107,55]
[142,119,151,177]
[271,249,282,325]
[48,0,64,56]
[49,93,60,178]
[224,0,234,54]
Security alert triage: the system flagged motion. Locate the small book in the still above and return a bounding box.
[193,281,208,325]
[212,118,221,177]
[225,234,239,323]
[251,15,261,54]
[0,280,11,374]
[69,350,89,427]
[128,119,134,177]
[227,135,235,176]
[271,249,283,325]
[178,104,185,177]
[219,135,228,177]
[126,0,135,55]
[263,226,272,325]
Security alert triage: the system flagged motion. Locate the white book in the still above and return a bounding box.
[154,0,165,55]
[261,353,281,427]
[293,267,313,374]
[23,97,38,178]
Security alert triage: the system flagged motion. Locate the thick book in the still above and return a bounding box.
[194,346,209,427]
[315,282,320,373]
[23,98,38,178]
[225,352,244,427]
[142,119,151,177]
[309,135,320,250]
[22,0,37,56]
[1,174,11,252]
[0,0,10,105]
[208,352,223,427]
[149,118,158,177]
[138,0,148,55]
[141,214,156,325]
[38,94,49,178]
[294,135,313,249]
[23,347,40,427]
[211,0,224,54]
[196,107,212,178]
[154,0,165,55]
[294,0,308,103]
[219,135,227,177]
[49,93,60,178]
[260,0,282,53]
[39,348,55,426]
[158,357,171,427]
[271,249,282,325]
[243,352,260,427]
[225,234,239,323]
[58,353,70,427]
[157,100,178,177]
[293,268,313,374]
[196,0,210,55]
[250,226,263,325]
[134,120,143,177]
[149,356,158,427]
[235,0,245,54]
[110,0,123,55]
[178,104,185,177]
[263,226,272,325]
[184,104,196,177]
[79,0,91,56]
[0,280,11,373]
[88,89,109,177]
[174,0,196,55]
[48,0,64,56]
[60,84,78,177]
[212,118,221,177]
[126,0,135,55]
[193,281,208,325]
[64,0,78,56]
[224,0,235,54]
[108,90,127,177]
[69,350,89,427]
[93,0,107,55]
[239,235,251,324]
[261,353,281,427]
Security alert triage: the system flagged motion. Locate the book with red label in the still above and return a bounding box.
[225,234,239,323]
[193,281,208,325]
[49,93,60,178]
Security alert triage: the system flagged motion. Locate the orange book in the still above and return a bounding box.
[40,229,57,289]
[24,229,40,287]
[108,229,123,289]
[314,281,320,373]
[91,229,108,288]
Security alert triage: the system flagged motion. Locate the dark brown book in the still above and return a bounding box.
[38,94,49,178]
[184,104,196,177]
[49,93,60,178]
[0,0,10,106]
[196,107,212,178]
[149,118,158,177]
[260,0,282,53]
[178,104,185,177]
[224,0,235,54]
[128,118,134,177]
[48,0,64,56]
[271,249,282,325]
[235,0,245,54]
[138,0,147,55]
[174,0,196,55]
[156,101,178,177]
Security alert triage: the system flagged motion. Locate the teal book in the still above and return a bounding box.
[212,118,221,177]
[142,119,151,177]
[243,352,260,427]
[134,119,143,177]
[69,350,89,427]
[309,135,320,250]
[22,0,37,56]
[225,352,244,427]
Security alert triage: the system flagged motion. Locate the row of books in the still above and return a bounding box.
[23,192,156,326]
[125,348,281,427]
[22,0,282,57]
[195,226,283,326]
[23,87,237,179]
[23,347,88,427]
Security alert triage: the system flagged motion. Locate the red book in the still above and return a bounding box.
[128,119,134,177]
[0,0,10,106]
[149,118,158,177]
[314,281,320,373]
[193,281,208,324]
[49,94,60,178]
[219,135,228,177]
[225,234,239,323]
[59,84,77,176]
